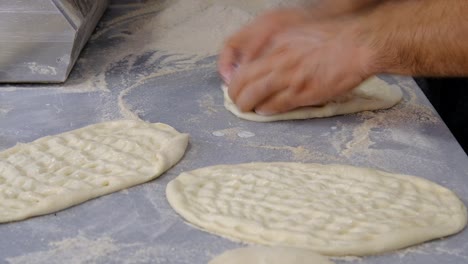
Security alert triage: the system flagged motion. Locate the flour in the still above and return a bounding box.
[144,3,253,56]
[7,234,118,264]
[327,77,437,155]
[5,233,205,264]
[27,63,57,76]
[0,105,12,116]
[237,131,256,138]
[1,0,313,113]
[210,127,244,140]
[2,2,463,264]
[197,93,219,116]
[246,144,323,162]
[139,0,314,56]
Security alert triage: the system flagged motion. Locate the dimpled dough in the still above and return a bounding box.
[166,163,467,256]
[222,76,403,122]
[0,120,189,223]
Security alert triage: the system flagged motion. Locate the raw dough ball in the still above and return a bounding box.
[0,120,189,223]
[223,76,403,122]
[209,246,334,264]
[167,162,467,256]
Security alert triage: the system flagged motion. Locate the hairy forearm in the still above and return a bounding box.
[363,0,468,76]
[309,0,384,18]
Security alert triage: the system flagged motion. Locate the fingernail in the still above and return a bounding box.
[254,109,274,116]
[221,63,240,84]
[221,72,232,84]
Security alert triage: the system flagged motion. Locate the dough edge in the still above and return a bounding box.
[208,246,334,264]
[0,120,189,223]
[167,162,467,256]
[222,76,403,122]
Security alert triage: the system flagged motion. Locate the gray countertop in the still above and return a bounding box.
[1,2,468,264]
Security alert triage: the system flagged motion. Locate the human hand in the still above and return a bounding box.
[218,8,310,83]
[227,21,375,115]
[218,1,383,84]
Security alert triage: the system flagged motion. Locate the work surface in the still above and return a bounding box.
[1,3,468,264]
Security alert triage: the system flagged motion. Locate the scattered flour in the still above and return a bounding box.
[0,105,12,116]
[5,233,210,264]
[2,2,461,264]
[146,4,253,56]
[331,80,440,158]
[245,144,322,162]
[2,0,314,115]
[212,131,225,137]
[27,63,57,76]
[7,234,118,264]
[198,93,219,116]
[210,127,243,140]
[139,0,314,56]
[237,131,256,138]
[98,0,319,130]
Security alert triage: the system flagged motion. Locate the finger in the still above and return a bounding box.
[229,46,299,107]
[254,90,298,115]
[218,46,237,84]
[228,58,275,103]
[253,68,313,115]
[218,25,251,83]
[235,71,287,112]
[255,77,355,115]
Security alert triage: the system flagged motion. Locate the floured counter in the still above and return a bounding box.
[1,1,468,263]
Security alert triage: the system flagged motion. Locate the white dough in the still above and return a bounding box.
[166,163,467,256]
[0,120,189,223]
[209,246,334,264]
[223,76,403,122]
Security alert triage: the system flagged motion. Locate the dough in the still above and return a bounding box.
[222,76,403,122]
[0,120,188,223]
[166,163,467,256]
[209,246,334,264]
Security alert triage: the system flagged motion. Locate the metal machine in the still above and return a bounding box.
[0,0,109,83]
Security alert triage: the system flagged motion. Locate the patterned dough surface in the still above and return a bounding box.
[167,163,467,256]
[223,76,403,122]
[0,120,188,223]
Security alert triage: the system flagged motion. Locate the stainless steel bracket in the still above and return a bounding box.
[0,0,109,83]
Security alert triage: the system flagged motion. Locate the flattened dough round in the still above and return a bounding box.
[0,120,189,223]
[209,246,334,264]
[223,76,403,122]
[166,163,467,256]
